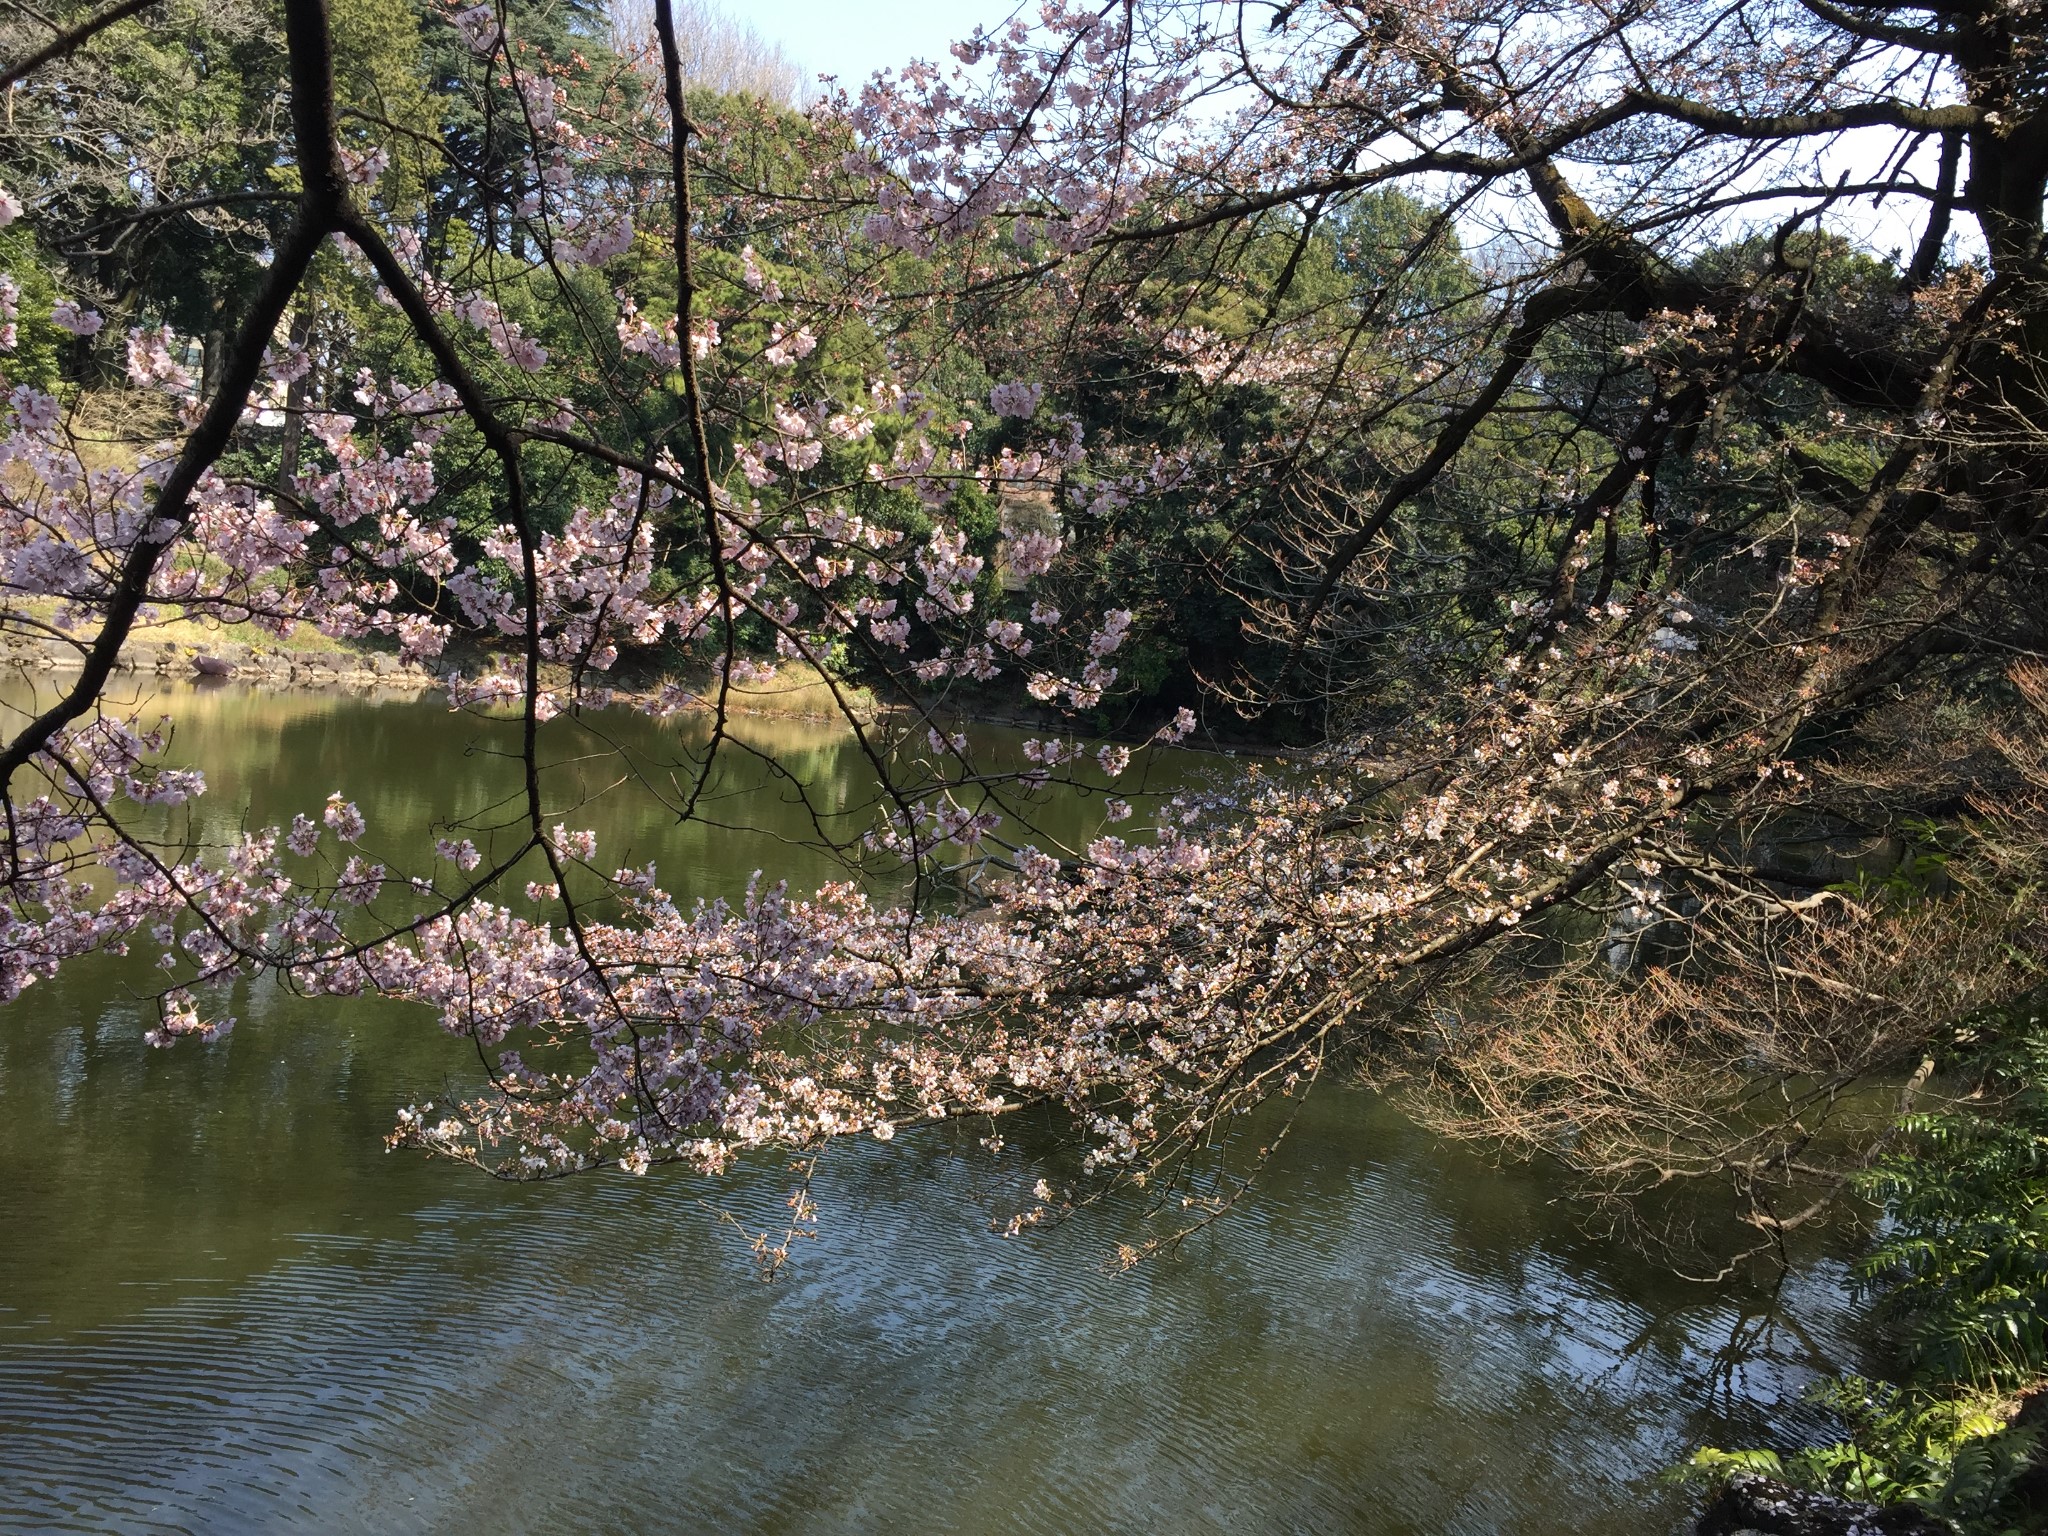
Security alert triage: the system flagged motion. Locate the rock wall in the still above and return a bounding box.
[2,635,439,693]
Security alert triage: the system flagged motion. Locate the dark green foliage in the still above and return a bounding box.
[1677,1378,2038,1526]
[1684,998,2048,1533]
[1860,1001,2048,1391]
[0,229,65,388]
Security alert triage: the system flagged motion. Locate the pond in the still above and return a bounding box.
[0,680,1863,1533]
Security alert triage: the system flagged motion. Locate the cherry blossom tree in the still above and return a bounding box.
[829,0,2048,1243]
[0,0,1190,1206]
[1,0,2044,1259]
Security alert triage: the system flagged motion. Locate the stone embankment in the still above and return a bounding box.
[1,634,439,692]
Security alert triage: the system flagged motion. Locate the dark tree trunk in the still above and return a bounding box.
[276,303,315,492]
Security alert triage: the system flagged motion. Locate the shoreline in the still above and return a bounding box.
[0,632,1287,757]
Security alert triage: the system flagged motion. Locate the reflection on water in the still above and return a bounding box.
[0,684,1860,1533]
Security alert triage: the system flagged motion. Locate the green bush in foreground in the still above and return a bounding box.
[1681,998,2048,1532]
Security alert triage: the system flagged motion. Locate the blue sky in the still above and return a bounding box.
[744,0,1019,88]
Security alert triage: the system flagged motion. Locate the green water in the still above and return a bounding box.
[0,681,1860,1533]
